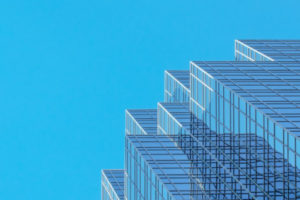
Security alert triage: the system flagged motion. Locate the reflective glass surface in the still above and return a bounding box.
[157,103,190,136]
[125,135,194,200]
[191,61,300,169]
[125,109,157,135]
[236,40,300,61]
[102,170,125,200]
[102,40,300,200]
[164,70,190,103]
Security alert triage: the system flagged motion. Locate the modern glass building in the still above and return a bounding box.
[101,40,300,200]
[101,170,125,200]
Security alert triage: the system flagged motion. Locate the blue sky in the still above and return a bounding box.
[1,0,300,199]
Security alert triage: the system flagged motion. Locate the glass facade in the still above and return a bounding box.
[102,39,300,200]
[164,70,190,103]
[235,40,300,61]
[235,40,274,61]
[157,103,190,136]
[125,135,193,200]
[101,170,125,200]
[125,109,157,135]
[190,61,300,167]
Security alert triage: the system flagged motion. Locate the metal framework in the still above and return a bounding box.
[164,70,190,103]
[101,39,300,200]
[125,109,157,135]
[101,170,125,200]
[235,40,300,62]
[178,115,300,199]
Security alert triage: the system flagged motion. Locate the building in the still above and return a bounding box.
[101,170,125,200]
[101,40,300,200]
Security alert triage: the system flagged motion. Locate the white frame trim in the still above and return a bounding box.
[235,40,274,61]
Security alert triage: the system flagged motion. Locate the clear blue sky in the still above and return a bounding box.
[0,0,300,199]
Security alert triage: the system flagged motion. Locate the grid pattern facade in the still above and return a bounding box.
[101,39,300,200]
[164,70,190,103]
[190,61,300,169]
[125,135,193,200]
[102,170,125,200]
[186,116,300,199]
[235,40,274,61]
[235,40,300,61]
[157,103,190,136]
[125,109,157,135]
